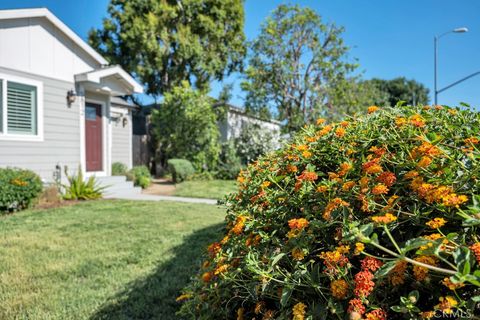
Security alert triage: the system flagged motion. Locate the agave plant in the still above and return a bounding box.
[63,165,105,200]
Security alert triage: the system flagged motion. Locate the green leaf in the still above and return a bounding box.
[453,246,474,275]
[280,286,292,307]
[401,237,430,254]
[271,253,285,267]
[375,260,398,278]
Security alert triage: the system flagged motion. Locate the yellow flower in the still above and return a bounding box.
[395,117,407,127]
[261,181,271,188]
[417,156,432,168]
[292,302,307,320]
[335,127,346,137]
[316,185,328,193]
[296,144,308,151]
[292,247,305,261]
[316,118,326,125]
[435,296,458,314]
[354,242,365,255]
[371,183,389,195]
[368,106,379,114]
[425,217,446,229]
[441,277,465,290]
[342,181,355,191]
[413,255,437,281]
[371,213,397,224]
[330,279,349,299]
[302,151,312,158]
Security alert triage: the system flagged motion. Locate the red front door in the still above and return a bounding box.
[85,103,103,172]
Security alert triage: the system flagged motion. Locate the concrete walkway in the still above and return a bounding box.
[104,193,218,205]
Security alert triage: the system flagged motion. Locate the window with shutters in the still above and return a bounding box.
[0,74,43,141]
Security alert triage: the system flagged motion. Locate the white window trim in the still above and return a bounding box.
[0,73,44,142]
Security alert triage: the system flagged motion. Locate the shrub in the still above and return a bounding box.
[179,105,480,319]
[63,166,104,200]
[112,162,128,176]
[0,167,43,213]
[152,82,220,171]
[129,165,152,188]
[234,122,279,165]
[215,141,244,180]
[167,159,195,183]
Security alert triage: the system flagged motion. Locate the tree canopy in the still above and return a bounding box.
[365,77,430,107]
[89,0,246,96]
[241,4,357,132]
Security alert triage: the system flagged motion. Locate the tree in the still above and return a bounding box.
[327,78,390,120]
[365,77,430,107]
[241,4,356,132]
[151,82,220,171]
[89,0,246,96]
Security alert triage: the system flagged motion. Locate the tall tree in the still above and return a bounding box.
[365,77,430,107]
[241,4,356,132]
[89,0,246,96]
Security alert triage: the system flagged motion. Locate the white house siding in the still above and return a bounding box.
[0,66,81,182]
[111,108,132,169]
[0,17,100,83]
[219,110,282,143]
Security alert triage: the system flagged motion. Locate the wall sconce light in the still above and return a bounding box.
[66,90,76,105]
[122,117,128,127]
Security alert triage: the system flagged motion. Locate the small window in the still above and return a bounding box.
[7,81,37,135]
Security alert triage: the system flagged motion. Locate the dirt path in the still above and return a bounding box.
[143,178,177,196]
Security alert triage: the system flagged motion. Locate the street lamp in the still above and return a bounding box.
[434,27,468,104]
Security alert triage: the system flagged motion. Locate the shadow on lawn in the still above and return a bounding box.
[90,223,224,320]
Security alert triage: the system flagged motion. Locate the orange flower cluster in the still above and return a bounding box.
[288,218,309,230]
[368,106,379,114]
[292,247,305,261]
[338,162,353,177]
[295,170,318,191]
[371,213,397,224]
[413,255,437,281]
[348,298,366,316]
[388,261,407,286]
[353,270,375,298]
[425,217,446,229]
[231,215,247,235]
[371,183,389,195]
[335,127,346,138]
[470,242,480,263]
[207,242,221,257]
[410,177,468,207]
[10,178,28,186]
[376,171,396,187]
[365,309,387,320]
[360,257,383,272]
[330,279,349,299]
[362,159,383,175]
[323,198,349,220]
[409,114,425,127]
[319,249,350,276]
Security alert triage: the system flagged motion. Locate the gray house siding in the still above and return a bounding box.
[111,109,132,168]
[0,66,80,182]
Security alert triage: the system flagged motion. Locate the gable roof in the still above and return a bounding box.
[0,7,108,65]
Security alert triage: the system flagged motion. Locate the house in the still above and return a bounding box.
[218,104,282,145]
[0,8,143,183]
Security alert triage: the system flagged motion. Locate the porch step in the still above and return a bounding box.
[95,176,142,198]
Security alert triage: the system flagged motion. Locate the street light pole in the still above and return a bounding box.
[433,27,468,105]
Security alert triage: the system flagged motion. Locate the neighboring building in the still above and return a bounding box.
[218,104,282,145]
[0,8,143,182]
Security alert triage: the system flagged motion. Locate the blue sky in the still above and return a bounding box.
[1,0,479,108]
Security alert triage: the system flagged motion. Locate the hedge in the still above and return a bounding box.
[168,159,195,183]
[178,105,480,319]
[0,167,43,213]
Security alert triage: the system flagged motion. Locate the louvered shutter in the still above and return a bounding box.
[7,81,37,135]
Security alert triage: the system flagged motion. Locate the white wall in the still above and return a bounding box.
[0,17,100,83]
[220,110,282,146]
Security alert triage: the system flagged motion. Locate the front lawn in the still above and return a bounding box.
[173,179,237,199]
[0,200,225,319]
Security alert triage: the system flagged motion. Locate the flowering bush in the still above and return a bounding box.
[0,167,43,213]
[178,105,480,319]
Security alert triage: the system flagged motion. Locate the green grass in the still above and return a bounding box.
[0,200,225,320]
[173,179,238,199]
